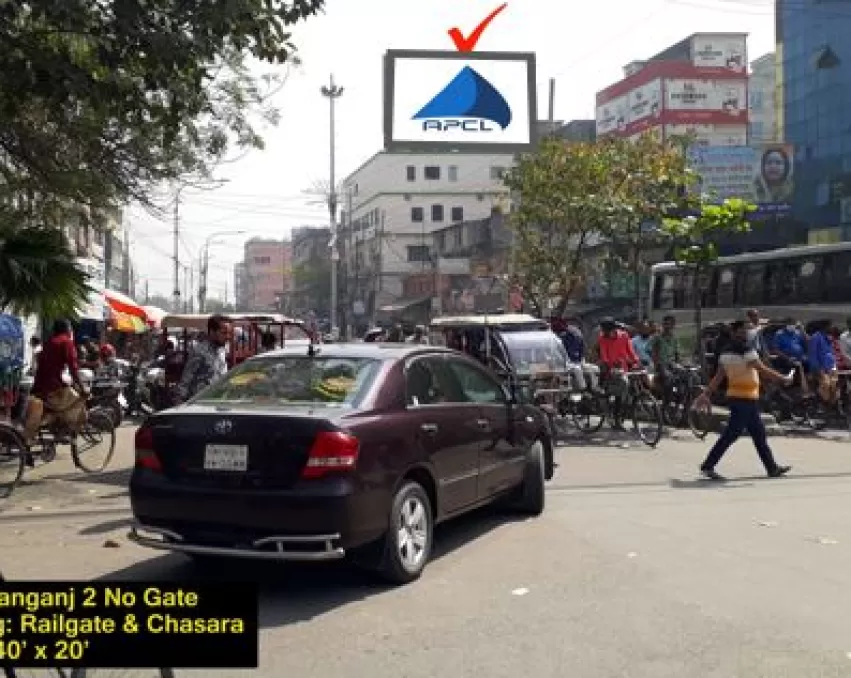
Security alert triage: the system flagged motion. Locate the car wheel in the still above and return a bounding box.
[514,439,546,515]
[378,481,434,585]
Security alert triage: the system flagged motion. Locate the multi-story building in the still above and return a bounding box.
[233,262,247,309]
[749,53,778,144]
[341,151,514,322]
[239,238,292,310]
[554,120,596,142]
[595,32,749,146]
[777,0,851,232]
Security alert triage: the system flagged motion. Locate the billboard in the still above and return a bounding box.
[595,95,627,136]
[665,79,746,114]
[688,144,794,215]
[75,258,107,321]
[384,50,536,152]
[691,34,747,74]
[627,78,663,126]
[664,123,747,146]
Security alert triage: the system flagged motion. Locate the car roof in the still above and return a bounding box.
[430,314,548,329]
[246,342,457,361]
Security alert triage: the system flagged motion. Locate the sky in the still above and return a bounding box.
[128,0,776,303]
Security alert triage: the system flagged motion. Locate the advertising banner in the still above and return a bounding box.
[691,34,747,74]
[688,144,794,215]
[75,258,107,320]
[595,95,627,136]
[627,78,662,126]
[384,50,536,152]
[665,79,746,114]
[664,123,748,146]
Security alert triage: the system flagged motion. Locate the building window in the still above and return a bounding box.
[407,245,431,262]
[451,206,464,222]
[406,165,416,181]
[448,165,458,181]
[749,90,764,110]
[254,256,271,265]
[750,121,764,139]
[424,166,440,180]
[411,207,424,222]
[490,166,506,180]
[431,204,444,221]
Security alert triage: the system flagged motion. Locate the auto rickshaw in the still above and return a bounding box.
[429,314,585,440]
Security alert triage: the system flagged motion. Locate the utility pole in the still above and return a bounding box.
[172,190,181,312]
[321,74,344,338]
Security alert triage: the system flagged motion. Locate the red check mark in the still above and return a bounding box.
[448,3,508,52]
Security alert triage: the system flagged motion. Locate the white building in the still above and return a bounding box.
[749,52,778,143]
[341,151,514,319]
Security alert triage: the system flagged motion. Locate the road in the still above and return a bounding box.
[3,426,851,676]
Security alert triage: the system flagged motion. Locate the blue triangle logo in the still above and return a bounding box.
[413,66,512,130]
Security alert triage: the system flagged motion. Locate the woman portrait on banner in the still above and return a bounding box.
[754,146,794,204]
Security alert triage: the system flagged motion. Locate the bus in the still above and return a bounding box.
[648,242,851,345]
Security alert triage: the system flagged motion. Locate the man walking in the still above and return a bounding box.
[176,315,231,403]
[694,320,793,481]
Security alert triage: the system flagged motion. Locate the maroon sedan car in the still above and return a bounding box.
[129,343,555,584]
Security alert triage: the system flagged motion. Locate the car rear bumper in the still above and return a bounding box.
[129,469,390,554]
[128,522,345,561]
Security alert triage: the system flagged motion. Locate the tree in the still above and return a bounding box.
[0,226,91,317]
[602,134,699,314]
[661,198,756,358]
[0,0,322,228]
[292,260,331,314]
[503,138,625,316]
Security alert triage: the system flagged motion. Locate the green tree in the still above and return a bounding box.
[503,138,623,316]
[603,134,699,314]
[661,198,756,357]
[0,226,91,317]
[0,0,321,225]
[293,260,331,313]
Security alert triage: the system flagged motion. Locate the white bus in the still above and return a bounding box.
[648,242,851,336]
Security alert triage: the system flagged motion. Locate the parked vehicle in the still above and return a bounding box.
[128,343,554,584]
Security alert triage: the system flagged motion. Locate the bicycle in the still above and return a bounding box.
[585,368,663,447]
[0,397,116,498]
[658,364,711,439]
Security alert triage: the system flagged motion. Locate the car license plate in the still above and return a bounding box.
[204,444,248,472]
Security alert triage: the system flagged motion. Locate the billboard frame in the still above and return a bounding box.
[383,49,538,154]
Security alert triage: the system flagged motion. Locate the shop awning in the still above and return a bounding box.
[142,306,168,328]
[112,311,148,333]
[104,290,148,333]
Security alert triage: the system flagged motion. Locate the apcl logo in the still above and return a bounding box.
[412,66,512,133]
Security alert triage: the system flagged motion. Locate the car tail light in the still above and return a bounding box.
[134,425,162,472]
[301,431,360,480]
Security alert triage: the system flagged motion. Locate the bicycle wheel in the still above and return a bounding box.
[71,409,116,473]
[0,422,26,498]
[686,386,711,440]
[571,392,606,434]
[630,391,663,447]
[661,387,686,428]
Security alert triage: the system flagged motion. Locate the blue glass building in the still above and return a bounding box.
[778,0,851,233]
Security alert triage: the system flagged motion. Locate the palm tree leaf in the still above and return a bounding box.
[0,226,93,318]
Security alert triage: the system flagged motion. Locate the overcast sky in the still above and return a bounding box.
[128,0,776,302]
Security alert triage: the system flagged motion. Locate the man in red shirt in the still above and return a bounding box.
[597,319,640,370]
[23,320,90,450]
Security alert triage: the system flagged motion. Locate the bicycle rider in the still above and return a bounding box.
[598,318,642,425]
[21,320,90,464]
[650,315,682,399]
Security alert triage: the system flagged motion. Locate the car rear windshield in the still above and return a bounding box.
[192,356,381,407]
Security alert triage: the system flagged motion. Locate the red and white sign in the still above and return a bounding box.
[691,34,747,74]
[595,95,628,136]
[664,124,748,146]
[664,79,747,120]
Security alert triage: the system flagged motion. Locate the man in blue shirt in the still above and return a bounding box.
[771,318,809,393]
[808,319,837,403]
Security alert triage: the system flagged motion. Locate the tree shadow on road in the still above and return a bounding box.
[94,506,529,628]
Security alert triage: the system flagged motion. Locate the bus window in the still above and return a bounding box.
[796,258,823,303]
[716,267,736,306]
[767,261,796,300]
[656,273,676,310]
[738,264,766,306]
[824,252,851,302]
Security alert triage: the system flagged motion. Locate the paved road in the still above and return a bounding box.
[3,429,851,676]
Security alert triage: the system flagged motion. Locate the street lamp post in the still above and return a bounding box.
[199,230,246,313]
[321,74,343,338]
